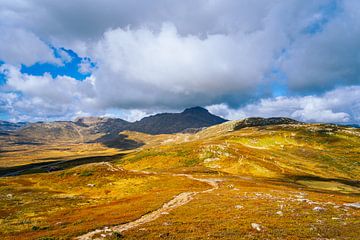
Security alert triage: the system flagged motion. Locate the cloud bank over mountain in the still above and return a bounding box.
[207,85,360,123]
[0,0,359,123]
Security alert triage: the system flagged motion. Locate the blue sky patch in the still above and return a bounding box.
[0,61,5,85]
[21,48,94,80]
[270,70,288,97]
[303,0,340,35]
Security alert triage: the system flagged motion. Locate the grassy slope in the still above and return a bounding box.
[0,142,120,168]
[123,176,360,240]
[0,163,209,239]
[121,124,360,183]
[116,123,360,239]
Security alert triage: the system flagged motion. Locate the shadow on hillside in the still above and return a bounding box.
[14,141,43,145]
[0,153,127,177]
[288,175,360,188]
[94,133,144,150]
[282,175,360,196]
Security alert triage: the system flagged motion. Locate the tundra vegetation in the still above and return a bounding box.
[0,120,359,239]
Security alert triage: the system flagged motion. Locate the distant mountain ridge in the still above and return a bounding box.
[10,107,226,142]
[340,123,360,128]
[8,106,360,146]
[74,117,130,134]
[4,108,360,141]
[0,120,27,132]
[74,106,227,135]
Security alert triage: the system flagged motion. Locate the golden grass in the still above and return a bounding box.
[0,164,209,239]
[120,124,360,180]
[0,123,359,239]
[122,175,360,240]
[0,142,120,168]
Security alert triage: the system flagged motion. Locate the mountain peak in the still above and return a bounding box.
[129,106,227,134]
[182,106,209,114]
[74,116,110,126]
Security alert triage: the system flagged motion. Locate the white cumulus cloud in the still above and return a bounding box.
[0,27,58,66]
[0,64,97,121]
[87,23,286,109]
[1,0,360,123]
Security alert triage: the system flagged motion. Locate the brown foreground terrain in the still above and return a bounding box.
[0,120,359,239]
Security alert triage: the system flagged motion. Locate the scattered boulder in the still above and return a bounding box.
[204,158,219,163]
[251,223,262,231]
[235,205,243,209]
[276,211,283,216]
[343,202,360,209]
[313,206,325,212]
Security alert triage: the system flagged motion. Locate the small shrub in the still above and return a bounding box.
[184,158,198,166]
[58,171,72,177]
[80,170,93,177]
[32,225,50,231]
[113,232,124,239]
[32,226,40,231]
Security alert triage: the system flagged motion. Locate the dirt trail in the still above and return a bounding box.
[76,173,222,240]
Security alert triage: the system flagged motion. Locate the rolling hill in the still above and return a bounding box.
[121,119,360,181]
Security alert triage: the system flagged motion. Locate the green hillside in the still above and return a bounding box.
[120,122,360,191]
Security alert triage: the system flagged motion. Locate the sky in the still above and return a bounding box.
[0,0,360,123]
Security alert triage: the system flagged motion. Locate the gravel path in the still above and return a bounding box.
[76,173,222,240]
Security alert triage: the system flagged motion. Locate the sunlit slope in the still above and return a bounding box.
[0,163,208,239]
[120,122,360,181]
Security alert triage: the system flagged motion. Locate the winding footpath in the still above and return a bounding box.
[76,173,222,240]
